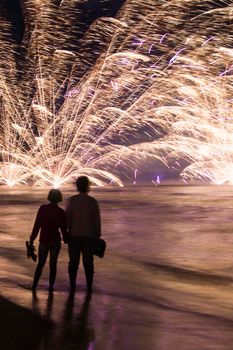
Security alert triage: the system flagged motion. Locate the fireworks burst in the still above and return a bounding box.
[0,0,233,187]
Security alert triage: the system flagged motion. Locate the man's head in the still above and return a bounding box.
[76,176,90,193]
[47,189,63,203]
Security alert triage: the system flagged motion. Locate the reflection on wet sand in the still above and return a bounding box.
[60,293,94,350]
[31,291,94,350]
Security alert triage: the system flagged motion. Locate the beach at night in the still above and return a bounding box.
[1,185,233,349]
[1,1,233,348]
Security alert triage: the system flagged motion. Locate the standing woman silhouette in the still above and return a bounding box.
[29,189,67,292]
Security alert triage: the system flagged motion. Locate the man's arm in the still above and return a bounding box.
[65,198,71,233]
[94,201,101,238]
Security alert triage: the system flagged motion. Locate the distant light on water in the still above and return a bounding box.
[133,169,138,185]
[152,175,161,186]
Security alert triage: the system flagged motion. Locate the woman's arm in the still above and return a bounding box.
[29,206,42,242]
[60,209,68,243]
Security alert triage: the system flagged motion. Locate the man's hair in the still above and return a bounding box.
[76,176,90,193]
[47,189,63,203]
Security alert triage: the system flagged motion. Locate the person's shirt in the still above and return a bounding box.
[66,193,101,239]
[30,203,67,244]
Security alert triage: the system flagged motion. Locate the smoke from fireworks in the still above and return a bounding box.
[0,0,233,187]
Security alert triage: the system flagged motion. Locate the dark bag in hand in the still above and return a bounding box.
[93,238,106,258]
[26,241,37,262]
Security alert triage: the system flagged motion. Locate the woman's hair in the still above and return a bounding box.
[76,176,90,193]
[47,189,63,203]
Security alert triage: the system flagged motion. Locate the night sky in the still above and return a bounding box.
[3,0,126,43]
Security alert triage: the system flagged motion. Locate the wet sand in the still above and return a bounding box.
[1,185,233,349]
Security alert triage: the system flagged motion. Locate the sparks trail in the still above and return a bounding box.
[0,0,232,187]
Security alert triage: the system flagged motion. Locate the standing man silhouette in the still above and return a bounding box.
[66,176,101,293]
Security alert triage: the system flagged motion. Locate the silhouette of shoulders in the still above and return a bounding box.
[39,203,65,212]
[70,193,98,204]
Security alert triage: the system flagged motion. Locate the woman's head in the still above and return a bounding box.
[76,176,90,193]
[47,189,63,203]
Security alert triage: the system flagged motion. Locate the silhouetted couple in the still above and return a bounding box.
[29,176,101,293]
